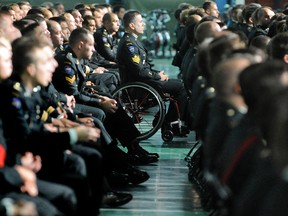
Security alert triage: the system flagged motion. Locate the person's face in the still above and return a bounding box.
[117,8,125,20]
[37,21,51,40]
[106,14,120,34]
[131,14,145,35]
[85,19,96,33]
[11,4,22,20]
[80,34,95,60]
[9,9,16,21]
[32,46,58,87]
[259,8,275,28]
[56,4,64,14]
[65,13,77,32]
[50,22,64,47]
[0,44,12,80]
[60,21,70,42]
[73,10,83,28]
[206,3,219,18]
[0,14,21,42]
[20,4,31,17]
[93,11,103,28]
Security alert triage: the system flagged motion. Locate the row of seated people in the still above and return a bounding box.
[0,2,193,214]
[0,5,166,216]
[177,3,288,215]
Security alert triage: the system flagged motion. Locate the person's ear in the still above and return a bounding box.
[78,41,84,50]
[26,63,36,76]
[233,83,242,95]
[129,22,135,30]
[283,54,288,64]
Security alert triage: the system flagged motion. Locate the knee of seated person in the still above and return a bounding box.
[90,108,106,122]
[64,152,87,177]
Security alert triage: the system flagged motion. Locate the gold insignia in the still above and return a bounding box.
[75,59,79,65]
[41,111,48,121]
[47,106,55,114]
[65,75,76,84]
[104,43,110,47]
[13,82,22,92]
[85,65,91,74]
[57,102,62,108]
[227,109,235,117]
[64,61,71,65]
[132,55,140,64]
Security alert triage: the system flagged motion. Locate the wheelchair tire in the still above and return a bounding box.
[112,82,166,140]
[162,130,173,142]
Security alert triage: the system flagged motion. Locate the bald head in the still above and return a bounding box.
[195,21,221,44]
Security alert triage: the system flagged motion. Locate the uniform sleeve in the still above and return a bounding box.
[0,167,22,194]
[54,57,102,107]
[123,42,161,80]
[95,31,117,62]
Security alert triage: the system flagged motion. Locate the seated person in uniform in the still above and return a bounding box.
[116,10,188,133]
[94,12,120,63]
[52,27,159,164]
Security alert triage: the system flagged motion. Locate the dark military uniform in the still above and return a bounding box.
[117,32,188,123]
[54,46,118,96]
[204,98,245,173]
[0,78,102,215]
[53,47,141,147]
[94,27,118,62]
[216,113,265,214]
[0,79,72,166]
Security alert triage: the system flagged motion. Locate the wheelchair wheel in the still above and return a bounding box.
[112,82,166,140]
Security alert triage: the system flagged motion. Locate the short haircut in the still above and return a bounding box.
[113,5,124,13]
[103,12,117,24]
[268,32,288,60]
[12,36,52,73]
[49,16,66,24]
[123,10,141,29]
[203,1,215,10]
[69,27,91,47]
[82,15,95,26]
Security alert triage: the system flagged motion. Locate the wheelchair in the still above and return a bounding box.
[112,82,186,142]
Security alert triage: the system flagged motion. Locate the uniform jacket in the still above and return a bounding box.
[0,78,71,167]
[94,27,118,62]
[53,47,102,107]
[117,32,161,83]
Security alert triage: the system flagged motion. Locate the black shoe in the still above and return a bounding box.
[127,167,150,185]
[133,144,160,158]
[128,143,160,159]
[113,164,150,185]
[102,191,133,207]
[106,171,130,188]
[128,153,158,165]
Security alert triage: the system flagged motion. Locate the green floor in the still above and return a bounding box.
[100,132,207,216]
[100,57,208,216]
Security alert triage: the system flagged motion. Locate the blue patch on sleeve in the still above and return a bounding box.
[128,45,135,54]
[102,37,108,43]
[11,98,22,109]
[64,65,73,74]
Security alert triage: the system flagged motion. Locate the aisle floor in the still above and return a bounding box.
[100,132,207,216]
[100,57,208,216]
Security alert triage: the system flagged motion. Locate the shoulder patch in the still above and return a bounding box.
[102,37,108,43]
[128,45,135,54]
[64,65,73,75]
[132,55,140,64]
[11,98,22,109]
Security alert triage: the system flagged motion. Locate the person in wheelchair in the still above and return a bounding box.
[52,27,159,164]
[117,10,189,136]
